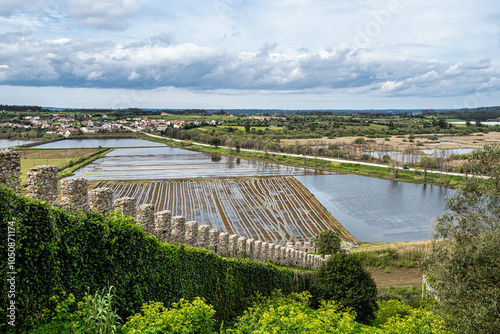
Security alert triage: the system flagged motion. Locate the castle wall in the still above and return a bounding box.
[0,154,326,270]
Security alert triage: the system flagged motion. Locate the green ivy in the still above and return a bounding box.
[0,185,314,333]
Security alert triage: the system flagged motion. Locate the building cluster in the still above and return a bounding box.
[1,114,227,137]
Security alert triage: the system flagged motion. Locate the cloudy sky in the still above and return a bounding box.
[1,0,499,110]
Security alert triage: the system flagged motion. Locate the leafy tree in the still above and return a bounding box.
[427,144,500,333]
[312,254,378,325]
[314,229,341,255]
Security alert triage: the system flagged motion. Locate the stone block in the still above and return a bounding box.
[154,210,172,242]
[88,187,113,213]
[26,165,58,201]
[185,221,198,247]
[197,225,210,249]
[113,197,137,216]
[218,232,229,256]
[136,204,155,232]
[209,229,220,253]
[170,216,186,244]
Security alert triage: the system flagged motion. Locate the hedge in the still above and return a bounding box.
[0,185,314,333]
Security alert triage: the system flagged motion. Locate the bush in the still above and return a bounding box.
[28,286,121,334]
[314,229,341,255]
[382,308,451,334]
[373,300,412,327]
[123,298,216,334]
[312,254,378,325]
[226,291,372,333]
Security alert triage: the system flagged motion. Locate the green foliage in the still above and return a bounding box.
[314,229,341,255]
[225,291,374,334]
[312,254,379,325]
[75,286,122,333]
[373,300,412,327]
[428,143,500,333]
[29,287,121,334]
[381,308,451,334]
[353,137,366,144]
[123,297,216,334]
[0,185,313,332]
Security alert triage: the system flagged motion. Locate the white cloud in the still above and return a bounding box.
[68,0,141,30]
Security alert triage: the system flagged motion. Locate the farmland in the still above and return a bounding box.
[18,148,103,183]
[98,176,357,245]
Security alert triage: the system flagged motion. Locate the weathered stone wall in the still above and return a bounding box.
[154,210,172,242]
[136,204,155,233]
[89,187,113,213]
[0,149,21,192]
[9,162,327,270]
[58,178,89,212]
[26,165,58,201]
[113,197,137,216]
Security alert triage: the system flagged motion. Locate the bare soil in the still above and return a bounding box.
[367,267,425,289]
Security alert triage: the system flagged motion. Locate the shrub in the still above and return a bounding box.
[28,287,121,334]
[353,137,366,145]
[312,254,378,325]
[314,229,341,255]
[226,291,373,333]
[123,298,216,334]
[382,308,451,334]
[373,299,412,327]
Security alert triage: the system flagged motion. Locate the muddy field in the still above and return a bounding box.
[98,176,356,245]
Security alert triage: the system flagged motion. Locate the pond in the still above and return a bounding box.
[33,138,166,148]
[296,175,454,243]
[74,147,330,181]
[0,139,38,149]
[421,148,476,157]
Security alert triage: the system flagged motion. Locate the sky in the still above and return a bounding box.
[0,0,500,110]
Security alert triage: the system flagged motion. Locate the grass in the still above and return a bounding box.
[16,148,111,183]
[351,240,439,269]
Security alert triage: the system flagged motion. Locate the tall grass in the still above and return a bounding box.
[350,240,439,268]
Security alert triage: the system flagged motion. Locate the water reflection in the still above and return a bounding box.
[34,138,166,148]
[75,146,333,181]
[0,139,37,148]
[296,174,454,243]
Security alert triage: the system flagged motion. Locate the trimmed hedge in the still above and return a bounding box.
[0,185,314,333]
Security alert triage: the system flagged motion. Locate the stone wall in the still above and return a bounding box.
[26,165,59,201]
[0,158,327,270]
[0,149,21,193]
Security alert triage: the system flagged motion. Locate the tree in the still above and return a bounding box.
[244,121,251,133]
[209,137,221,148]
[314,230,341,255]
[312,254,378,325]
[427,144,500,333]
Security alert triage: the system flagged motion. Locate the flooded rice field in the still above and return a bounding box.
[296,175,454,243]
[75,147,331,181]
[98,176,352,245]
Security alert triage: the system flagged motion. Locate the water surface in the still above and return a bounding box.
[34,138,166,148]
[296,175,454,242]
[75,147,330,180]
[0,139,37,148]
